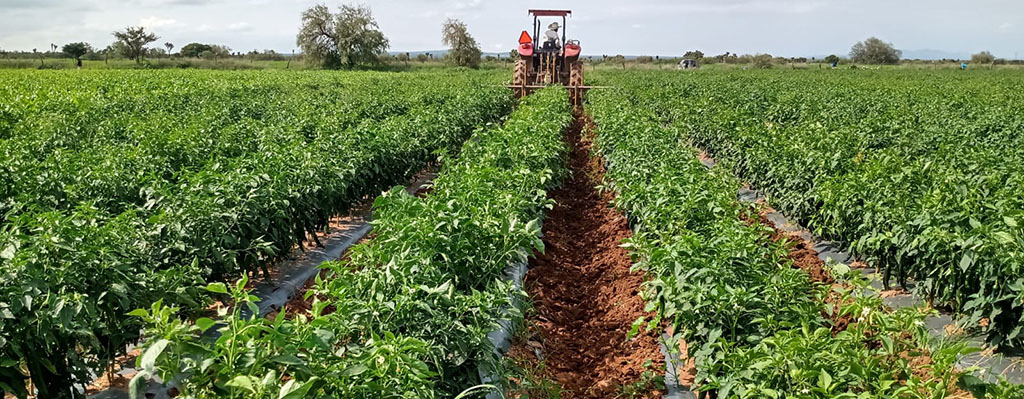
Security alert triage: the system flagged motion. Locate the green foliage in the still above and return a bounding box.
[972,51,995,64]
[179,43,215,58]
[112,26,158,63]
[683,50,704,61]
[850,37,901,64]
[588,77,1016,397]
[129,88,571,398]
[442,19,482,69]
[61,42,92,61]
[0,70,512,397]
[296,4,389,69]
[592,68,1024,349]
[752,54,774,69]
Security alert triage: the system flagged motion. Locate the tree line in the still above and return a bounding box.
[668,37,1009,69]
[2,6,1013,70]
[1,3,485,70]
[295,4,482,69]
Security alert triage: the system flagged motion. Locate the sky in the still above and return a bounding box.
[1,0,1022,59]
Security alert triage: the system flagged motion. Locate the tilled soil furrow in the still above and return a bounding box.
[508,112,663,399]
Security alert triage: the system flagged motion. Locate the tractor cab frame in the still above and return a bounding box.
[531,9,570,52]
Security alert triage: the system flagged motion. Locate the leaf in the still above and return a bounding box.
[128,370,151,399]
[279,377,321,399]
[206,282,228,294]
[818,369,833,390]
[195,317,217,332]
[991,231,1014,245]
[226,375,256,392]
[270,354,305,366]
[341,364,368,377]
[139,339,169,372]
[956,374,989,398]
[1005,216,1018,228]
[959,251,975,272]
[0,244,15,260]
[627,316,645,339]
[126,309,149,318]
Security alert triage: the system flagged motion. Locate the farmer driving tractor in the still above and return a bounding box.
[544,22,561,50]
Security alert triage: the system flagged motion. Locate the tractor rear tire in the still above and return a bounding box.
[513,60,528,97]
[569,61,584,106]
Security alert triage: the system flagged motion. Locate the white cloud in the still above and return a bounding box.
[139,16,179,28]
[227,22,251,31]
[998,22,1013,33]
[452,0,481,10]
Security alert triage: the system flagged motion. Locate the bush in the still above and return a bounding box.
[752,54,773,69]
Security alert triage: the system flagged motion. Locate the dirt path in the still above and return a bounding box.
[508,112,664,398]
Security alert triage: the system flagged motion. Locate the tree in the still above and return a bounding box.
[416,53,429,62]
[441,18,481,68]
[610,54,626,69]
[824,54,840,65]
[683,50,704,60]
[164,42,174,56]
[752,53,773,69]
[396,52,410,65]
[180,43,213,58]
[62,42,92,65]
[112,26,158,63]
[971,51,995,64]
[850,37,901,64]
[296,4,389,69]
[210,45,232,57]
[716,52,738,64]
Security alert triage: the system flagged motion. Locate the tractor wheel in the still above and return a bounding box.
[569,61,584,106]
[513,60,528,97]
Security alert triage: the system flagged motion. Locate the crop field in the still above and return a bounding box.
[0,69,513,397]
[595,69,1024,346]
[1,68,1023,399]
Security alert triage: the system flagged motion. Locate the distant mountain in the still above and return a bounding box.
[900,49,971,61]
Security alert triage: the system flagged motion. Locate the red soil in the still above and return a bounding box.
[757,210,835,285]
[508,113,664,398]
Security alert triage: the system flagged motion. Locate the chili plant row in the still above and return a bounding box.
[0,70,511,397]
[127,87,571,398]
[596,69,1024,348]
[588,87,1021,398]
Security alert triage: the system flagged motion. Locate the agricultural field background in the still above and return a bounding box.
[2,66,1024,398]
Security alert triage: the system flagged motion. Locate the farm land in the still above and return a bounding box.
[1,67,1024,398]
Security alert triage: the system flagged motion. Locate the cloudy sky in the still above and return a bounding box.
[1,0,1022,58]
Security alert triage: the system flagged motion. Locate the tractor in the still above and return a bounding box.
[512,9,586,105]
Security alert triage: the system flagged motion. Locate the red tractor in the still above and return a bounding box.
[512,9,585,105]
